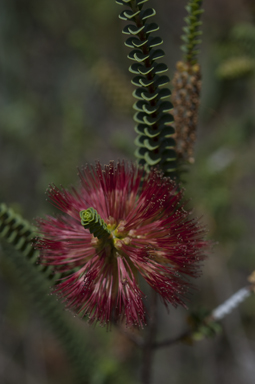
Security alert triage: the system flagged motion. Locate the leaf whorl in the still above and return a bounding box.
[80,208,111,239]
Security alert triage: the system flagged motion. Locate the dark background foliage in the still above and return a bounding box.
[0,0,255,383]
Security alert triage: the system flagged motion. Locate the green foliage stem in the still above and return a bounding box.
[0,203,55,277]
[181,0,204,64]
[0,203,71,284]
[0,241,94,384]
[116,0,177,178]
[0,204,96,382]
[0,203,37,258]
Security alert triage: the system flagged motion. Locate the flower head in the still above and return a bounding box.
[37,161,207,327]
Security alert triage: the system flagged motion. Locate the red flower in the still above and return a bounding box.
[37,161,207,327]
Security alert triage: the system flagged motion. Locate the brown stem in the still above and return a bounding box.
[141,289,157,384]
[153,283,255,349]
[152,330,191,349]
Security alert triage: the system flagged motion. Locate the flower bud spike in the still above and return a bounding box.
[172,1,204,166]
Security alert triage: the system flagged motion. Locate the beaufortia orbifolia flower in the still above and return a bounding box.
[37,161,207,327]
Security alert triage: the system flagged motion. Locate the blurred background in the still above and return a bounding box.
[0,0,255,383]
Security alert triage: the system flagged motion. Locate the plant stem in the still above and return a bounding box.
[153,283,255,349]
[141,289,157,384]
[152,330,190,349]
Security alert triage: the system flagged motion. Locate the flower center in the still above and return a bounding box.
[80,208,130,256]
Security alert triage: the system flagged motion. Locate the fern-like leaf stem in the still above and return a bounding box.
[117,0,178,178]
